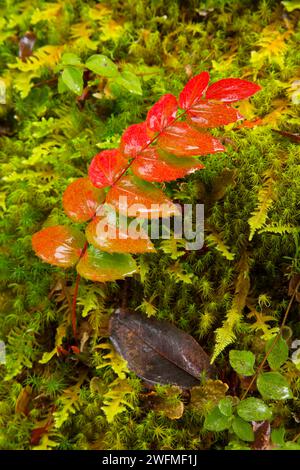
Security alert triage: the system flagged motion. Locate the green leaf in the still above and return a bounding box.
[232,416,254,442]
[281,442,300,450]
[76,246,137,282]
[101,378,134,423]
[61,66,83,95]
[61,53,82,66]
[282,1,300,13]
[229,350,255,376]
[266,336,288,370]
[271,427,285,446]
[85,54,119,77]
[218,397,233,417]
[58,75,69,93]
[204,405,232,431]
[237,398,272,421]
[257,372,292,400]
[116,71,142,95]
[39,349,57,364]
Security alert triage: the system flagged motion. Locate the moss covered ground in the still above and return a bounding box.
[0,0,300,450]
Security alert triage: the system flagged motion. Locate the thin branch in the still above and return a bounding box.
[72,273,80,339]
[71,241,88,339]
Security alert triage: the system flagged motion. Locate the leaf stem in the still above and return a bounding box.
[71,241,88,339]
[241,279,300,400]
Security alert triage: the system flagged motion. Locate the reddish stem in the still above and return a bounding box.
[72,273,80,339]
[71,241,88,339]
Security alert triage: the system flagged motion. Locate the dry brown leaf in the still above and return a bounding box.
[15,385,32,415]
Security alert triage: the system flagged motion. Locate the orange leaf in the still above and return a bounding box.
[131,148,204,182]
[86,215,155,253]
[63,177,105,222]
[89,149,128,188]
[106,176,180,218]
[158,122,224,156]
[187,100,243,128]
[32,225,86,267]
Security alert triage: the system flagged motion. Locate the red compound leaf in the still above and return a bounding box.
[179,71,210,110]
[86,215,155,253]
[146,93,178,135]
[131,148,204,182]
[88,149,127,188]
[120,122,150,158]
[187,100,243,128]
[63,177,105,222]
[106,175,180,219]
[32,225,86,268]
[157,122,224,156]
[206,78,261,103]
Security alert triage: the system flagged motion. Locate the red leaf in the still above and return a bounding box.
[236,118,262,129]
[131,148,204,182]
[206,78,261,103]
[86,216,155,253]
[32,225,86,267]
[120,122,150,158]
[88,149,127,188]
[187,100,243,128]
[106,175,180,218]
[158,122,224,156]
[31,426,48,446]
[63,177,105,222]
[146,94,178,134]
[70,345,80,354]
[31,418,53,446]
[179,72,210,110]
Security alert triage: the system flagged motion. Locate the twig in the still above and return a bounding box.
[121,278,129,310]
[241,279,300,400]
[32,77,58,88]
[71,241,88,339]
[71,273,80,340]
[292,430,300,442]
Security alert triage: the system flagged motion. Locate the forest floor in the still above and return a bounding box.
[0,0,300,450]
